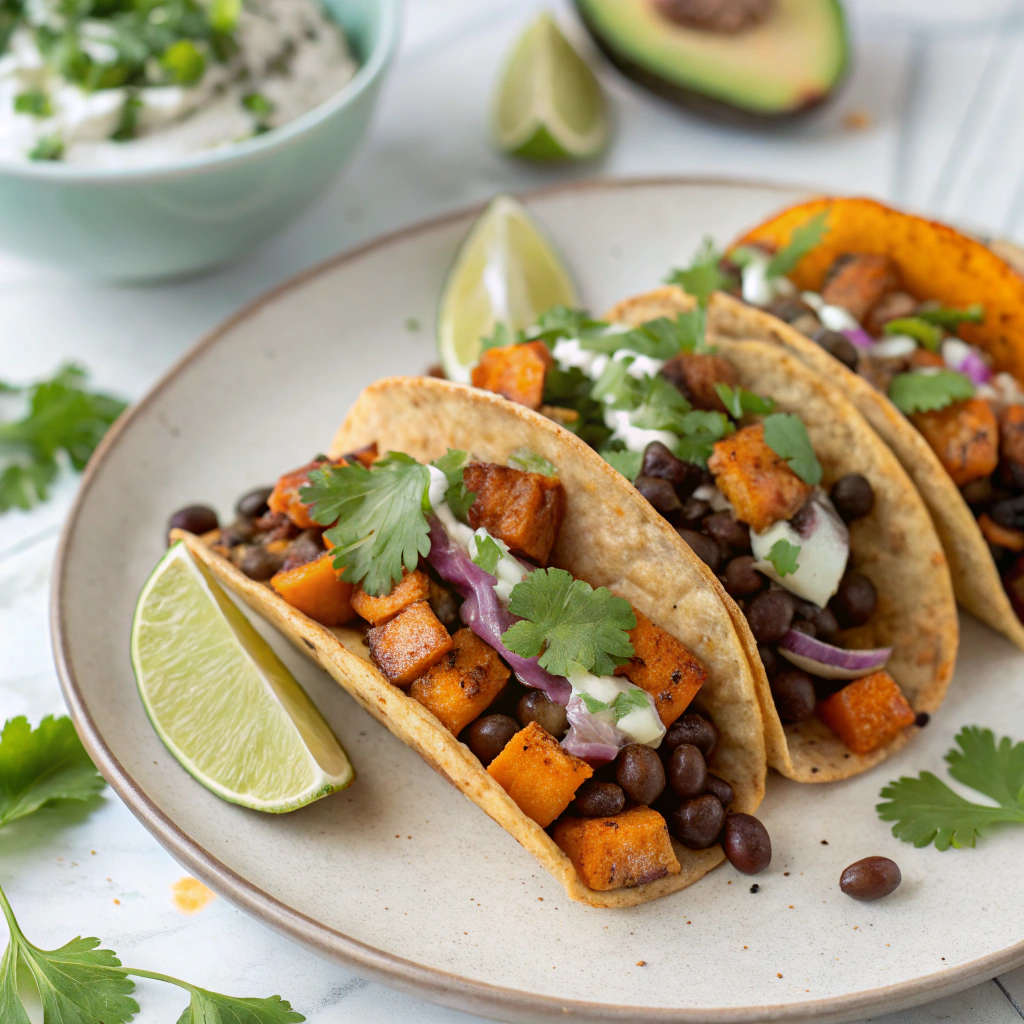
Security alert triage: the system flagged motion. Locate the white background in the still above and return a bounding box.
[4,0,1024,1020]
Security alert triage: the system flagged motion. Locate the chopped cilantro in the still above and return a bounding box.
[243,92,275,120]
[301,453,431,597]
[601,448,643,482]
[579,688,652,723]
[888,371,975,415]
[714,383,776,420]
[726,245,762,269]
[590,357,638,409]
[471,534,503,575]
[430,448,475,521]
[161,39,206,85]
[580,312,705,358]
[527,306,608,348]
[883,317,942,352]
[765,209,830,279]
[762,413,822,485]
[629,375,694,433]
[502,568,636,678]
[28,134,62,161]
[14,89,51,117]
[765,539,800,577]
[479,322,521,352]
[674,410,734,467]
[917,303,985,329]
[665,236,737,307]
[508,447,557,477]
[877,726,1024,850]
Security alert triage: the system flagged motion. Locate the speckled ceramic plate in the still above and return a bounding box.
[54,179,1024,1024]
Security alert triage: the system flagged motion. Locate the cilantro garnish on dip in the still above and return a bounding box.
[0,0,358,166]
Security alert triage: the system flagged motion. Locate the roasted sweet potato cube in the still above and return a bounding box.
[614,609,707,726]
[999,403,1024,479]
[707,424,812,532]
[465,462,566,565]
[909,347,946,371]
[487,721,592,827]
[818,670,916,755]
[660,352,738,413]
[471,340,553,410]
[821,254,901,322]
[270,552,355,627]
[267,457,340,530]
[912,398,999,487]
[979,513,1024,552]
[553,806,681,891]
[351,569,431,625]
[409,629,510,735]
[366,601,453,686]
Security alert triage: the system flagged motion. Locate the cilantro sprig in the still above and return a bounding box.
[579,312,706,358]
[502,568,636,678]
[665,237,737,307]
[431,448,475,520]
[0,364,126,513]
[471,534,503,575]
[764,209,830,279]
[508,447,557,477]
[579,688,652,723]
[878,726,1024,850]
[0,885,305,1024]
[764,539,800,577]
[888,371,975,415]
[714,383,775,420]
[762,413,822,485]
[600,448,643,482]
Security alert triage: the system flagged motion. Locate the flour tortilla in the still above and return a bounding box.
[605,289,959,782]
[177,377,766,907]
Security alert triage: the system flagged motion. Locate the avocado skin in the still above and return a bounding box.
[573,0,850,125]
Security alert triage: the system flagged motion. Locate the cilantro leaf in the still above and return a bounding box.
[579,692,609,714]
[0,716,104,829]
[888,371,975,415]
[302,453,431,597]
[502,568,636,678]
[674,410,734,467]
[877,726,1024,850]
[527,306,608,348]
[600,448,643,482]
[765,539,800,577]
[508,447,557,477]
[883,317,942,352]
[0,461,58,513]
[471,534,503,575]
[581,313,705,358]
[629,376,693,433]
[714,383,775,420]
[14,89,51,117]
[765,210,830,279]
[610,688,653,723]
[665,236,737,307]
[762,413,822,485]
[431,448,475,521]
[916,303,984,329]
[590,358,638,409]
[174,988,304,1023]
[479,322,522,352]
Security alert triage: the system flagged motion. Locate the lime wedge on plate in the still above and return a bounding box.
[131,541,353,812]
[492,12,610,161]
[437,194,578,381]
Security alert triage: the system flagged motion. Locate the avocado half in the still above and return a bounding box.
[574,0,850,122]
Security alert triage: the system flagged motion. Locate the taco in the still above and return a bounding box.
[702,196,1024,650]
[467,290,958,781]
[173,377,769,907]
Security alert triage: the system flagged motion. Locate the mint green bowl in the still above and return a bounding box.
[0,0,400,280]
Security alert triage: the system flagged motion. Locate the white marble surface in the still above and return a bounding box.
[3,1,1024,1020]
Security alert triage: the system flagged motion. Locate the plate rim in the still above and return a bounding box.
[50,174,1024,1024]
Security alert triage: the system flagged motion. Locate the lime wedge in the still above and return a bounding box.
[131,541,353,812]
[492,12,609,162]
[437,194,578,382]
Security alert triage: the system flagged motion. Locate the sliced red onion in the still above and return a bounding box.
[840,327,875,350]
[958,350,992,386]
[561,694,625,765]
[426,517,571,705]
[778,629,892,680]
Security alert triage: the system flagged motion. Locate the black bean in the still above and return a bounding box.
[667,743,708,798]
[236,486,274,519]
[831,570,877,627]
[757,644,779,679]
[704,773,734,808]
[770,669,817,723]
[765,296,815,324]
[663,714,718,759]
[722,555,765,598]
[746,589,794,643]
[839,856,901,902]
[676,528,722,572]
[790,618,816,638]
[573,779,626,817]
[635,475,683,517]
[704,512,751,553]
[790,500,816,535]
[168,504,218,539]
[831,474,875,522]
[990,495,1024,530]
[641,441,695,490]
[670,794,725,849]
[722,813,772,874]
[810,606,839,644]
[280,529,323,572]
[961,477,994,508]
[812,327,859,371]
[915,712,930,728]
[616,744,666,805]
[517,690,569,738]
[236,544,281,581]
[428,578,461,626]
[678,496,711,527]
[465,714,519,767]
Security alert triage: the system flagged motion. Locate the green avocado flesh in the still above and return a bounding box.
[574,0,849,118]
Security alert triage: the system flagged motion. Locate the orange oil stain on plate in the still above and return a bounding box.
[171,876,217,914]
